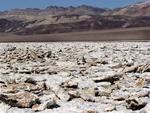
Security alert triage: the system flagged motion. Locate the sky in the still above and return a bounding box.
[0,0,145,11]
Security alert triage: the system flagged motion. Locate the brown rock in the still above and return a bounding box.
[126,97,147,111]
[86,110,99,113]
[0,92,40,108]
[135,78,145,88]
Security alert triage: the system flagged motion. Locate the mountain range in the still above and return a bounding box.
[0,1,150,35]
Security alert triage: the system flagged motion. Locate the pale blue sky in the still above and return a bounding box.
[0,0,145,11]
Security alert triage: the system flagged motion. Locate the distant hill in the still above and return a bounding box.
[107,0,150,16]
[0,1,150,35]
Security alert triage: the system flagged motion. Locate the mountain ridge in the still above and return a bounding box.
[0,1,150,35]
[109,0,150,16]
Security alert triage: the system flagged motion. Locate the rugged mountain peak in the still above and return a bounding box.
[131,0,150,7]
[0,3,150,35]
[45,5,106,10]
[45,5,107,15]
[77,5,108,12]
[136,0,150,5]
[45,6,66,10]
[109,0,150,16]
[77,5,99,9]
[0,5,108,17]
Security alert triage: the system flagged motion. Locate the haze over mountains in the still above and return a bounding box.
[0,0,150,35]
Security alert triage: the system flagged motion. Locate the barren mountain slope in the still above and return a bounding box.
[108,0,150,16]
[0,1,150,35]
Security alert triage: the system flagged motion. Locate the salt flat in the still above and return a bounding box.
[0,42,150,113]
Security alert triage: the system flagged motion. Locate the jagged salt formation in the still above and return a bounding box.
[0,42,150,113]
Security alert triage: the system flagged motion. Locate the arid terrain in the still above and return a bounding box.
[0,42,150,113]
[0,1,150,35]
[0,27,150,42]
[0,1,150,113]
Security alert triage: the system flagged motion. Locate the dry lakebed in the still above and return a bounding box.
[0,42,150,113]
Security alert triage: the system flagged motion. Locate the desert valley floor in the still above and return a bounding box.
[0,27,150,42]
[0,42,150,113]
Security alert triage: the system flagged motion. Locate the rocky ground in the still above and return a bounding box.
[0,42,150,113]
